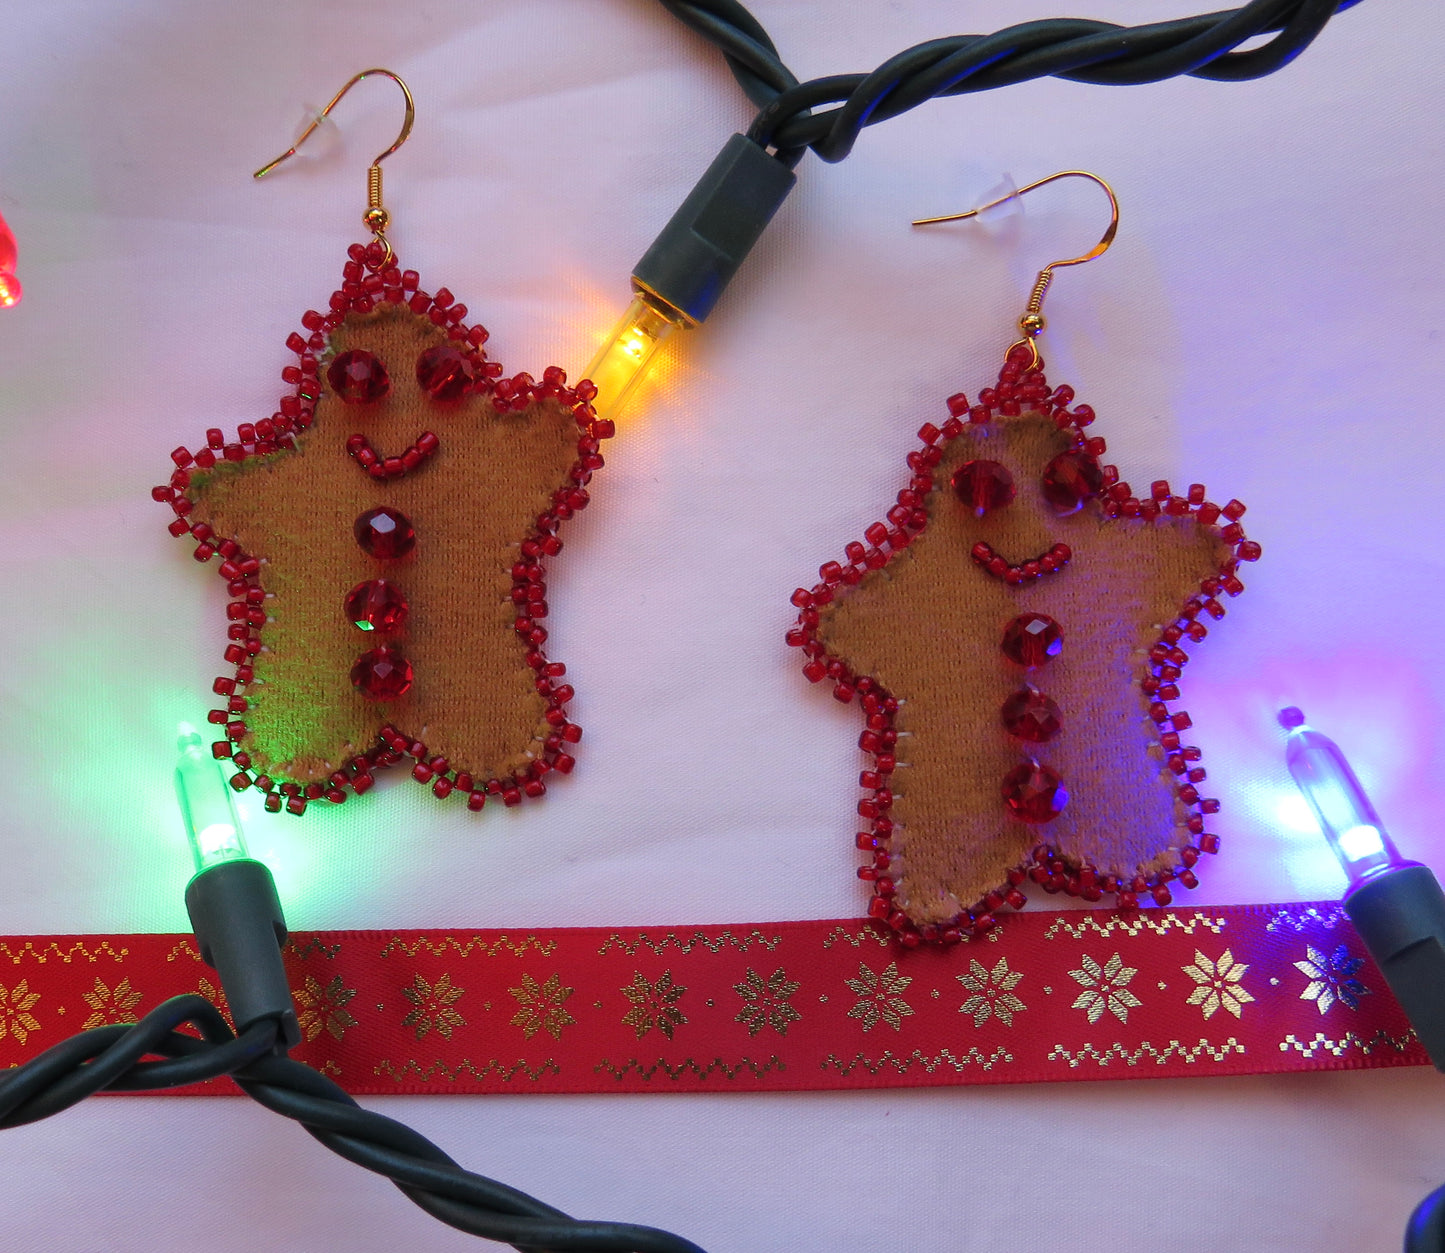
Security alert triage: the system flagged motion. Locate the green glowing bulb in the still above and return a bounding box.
[174,724,250,874]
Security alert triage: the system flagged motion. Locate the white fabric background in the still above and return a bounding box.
[1,1,1442,1248]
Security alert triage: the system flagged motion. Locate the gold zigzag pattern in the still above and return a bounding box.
[378,935,557,959]
[288,937,343,961]
[594,1056,786,1081]
[596,930,781,957]
[1043,912,1227,940]
[164,942,201,963]
[1264,907,1348,934]
[1279,1029,1418,1058]
[373,1058,561,1083]
[1047,1038,1245,1067]
[821,1047,1014,1075]
[0,941,128,965]
[821,925,891,950]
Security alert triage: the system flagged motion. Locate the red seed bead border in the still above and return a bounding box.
[154,242,612,816]
[785,343,1260,947]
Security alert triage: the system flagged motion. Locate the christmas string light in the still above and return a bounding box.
[1281,708,1445,1068]
[0,2,1372,1248]
[1280,709,1445,1249]
[587,0,1359,421]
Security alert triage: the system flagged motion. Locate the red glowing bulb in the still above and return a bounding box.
[0,209,21,308]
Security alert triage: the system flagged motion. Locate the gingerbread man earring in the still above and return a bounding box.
[788,172,1261,946]
[156,70,607,816]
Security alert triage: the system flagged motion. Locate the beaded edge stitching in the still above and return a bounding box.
[786,344,1260,948]
[154,241,612,817]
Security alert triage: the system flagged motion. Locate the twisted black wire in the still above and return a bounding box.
[233,1055,704,1251]
[0,995,275,1127]
[1407,1182,1445,1252]
[657,0,798,107]
[0,997,704,1252]
[665,0,1362,164]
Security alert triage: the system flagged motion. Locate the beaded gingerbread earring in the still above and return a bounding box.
[788,172,1261,946]
[155,70,606,816]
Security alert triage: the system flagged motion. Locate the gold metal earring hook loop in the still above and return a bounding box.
[912,170,1119,368]
[252,68,416,267]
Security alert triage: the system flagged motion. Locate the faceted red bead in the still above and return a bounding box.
[951,459,1015,516]
[1041,450,1105,514]
[350,646,414,700]
[354,506,416,558]
[345,579,409,632]
[416,344,476,400]
[326,349,390,403]
[1001,762,1069,824]
[1000,613,1063,668]
[1000,688,1063,742]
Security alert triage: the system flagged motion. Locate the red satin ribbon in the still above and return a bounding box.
[0,903,1423,1095]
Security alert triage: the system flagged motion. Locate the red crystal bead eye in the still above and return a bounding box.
[1040,450,1105,515]
[951,459,1015,517]
[1001,761,1069,824]
[354,506,416,558]
[350,646,414,700]
[327,349,390,404]
[344,579,409,632]
[1000,688,1063,742]
[416,344,476,401]
[1000,613,1063,668]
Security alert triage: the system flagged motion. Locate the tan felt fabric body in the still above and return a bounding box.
[189,305,580,785]
[818,413,1231,927]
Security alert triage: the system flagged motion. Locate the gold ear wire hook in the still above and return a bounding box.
[913,170,1119,367]
[253,68,416,267]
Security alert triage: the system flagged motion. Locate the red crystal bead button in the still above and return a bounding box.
[344,579,409,632]
[1001,761,1068,824]
[327,349,390,404]
[1000,613,1062,668]
[416,344,476,401]
[354,506,416,558]
[350,646,414,700]
[1000,688,1063,742]
[1040,450,1105,514]
[951,459,1015,516]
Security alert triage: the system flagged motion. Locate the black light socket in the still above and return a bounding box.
[1345,863,1445,1071]
[631,133,797,326]
[185,858,301,1049]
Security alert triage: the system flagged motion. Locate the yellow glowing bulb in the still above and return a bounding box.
[582,293,681,423]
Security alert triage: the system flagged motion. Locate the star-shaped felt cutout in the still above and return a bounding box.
[788,344,1259,945]
[156,242,610,815]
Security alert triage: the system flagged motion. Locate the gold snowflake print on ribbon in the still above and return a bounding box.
[81,977,143,1030]
[957,957,1026,1028]
[845,961,915,1033]
[509,973,577,1041]
[1181,948,1254,1021]
[197,976,233,1029]
[295,974,360,1043]
[0,979,41,1046]
[621,970,688,1041]
[1069,952,1142,1025]
[1295,943,1369,1015]
[733,967,802,1037]
[402,972,466,1041]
